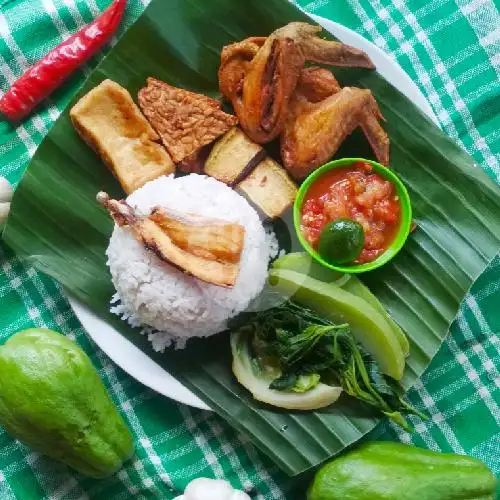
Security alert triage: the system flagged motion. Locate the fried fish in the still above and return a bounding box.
[97,192,244,288]
[149,207,245,264]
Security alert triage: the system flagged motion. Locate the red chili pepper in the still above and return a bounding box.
[0,0,127,122]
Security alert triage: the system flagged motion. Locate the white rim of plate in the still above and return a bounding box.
[68,15,439,411]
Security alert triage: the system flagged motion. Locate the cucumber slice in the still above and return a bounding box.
[342,278,410,357]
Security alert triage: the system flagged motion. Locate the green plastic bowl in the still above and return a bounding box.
[293,158,412,274]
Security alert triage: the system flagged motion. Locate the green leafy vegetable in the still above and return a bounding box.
[268,269,406,380]
[238,300,425,430]
[269,372,321,393]
[269,373,298,391]
[293,374,321,393]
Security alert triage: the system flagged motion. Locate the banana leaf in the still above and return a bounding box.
[4,0,500,476]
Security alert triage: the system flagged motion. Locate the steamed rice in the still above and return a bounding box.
[107,174,276,350]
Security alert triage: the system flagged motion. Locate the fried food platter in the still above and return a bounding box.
[5,0,499,475]
[66,15,436,411]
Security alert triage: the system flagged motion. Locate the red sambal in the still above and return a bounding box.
[301,161,401,264]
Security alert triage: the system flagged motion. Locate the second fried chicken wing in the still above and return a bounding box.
[281,86,389,180]
[218,37,265,103]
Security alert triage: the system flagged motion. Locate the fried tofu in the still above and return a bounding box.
[138,78,238,164]
[70,80,175,194]
[205,127,265,185]
[237,158,298,219]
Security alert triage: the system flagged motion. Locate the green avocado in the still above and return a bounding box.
[0,328,134,478]
[308,442,497,500]
[318,218,364,265]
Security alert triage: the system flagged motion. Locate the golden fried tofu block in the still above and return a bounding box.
[138,78,238,164]
[205,127,265,185]
[70,79,175,194]
[237,158,298,219]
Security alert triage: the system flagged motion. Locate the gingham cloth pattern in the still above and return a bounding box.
[0,0,499,498]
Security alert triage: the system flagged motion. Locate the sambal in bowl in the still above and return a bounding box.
[294,158,412,273]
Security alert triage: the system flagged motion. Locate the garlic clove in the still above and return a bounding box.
[0,177,13,203]
[176,478,251,500]
[185,478,235,500]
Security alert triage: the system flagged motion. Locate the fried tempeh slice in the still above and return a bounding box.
[149,207,245,264]
[70,80,175,194]
[205,127,266,185]
[237,158,298,219]
[97,192,243,288]
[138,78,238,165]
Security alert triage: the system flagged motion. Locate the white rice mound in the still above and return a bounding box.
[107,174,276,351]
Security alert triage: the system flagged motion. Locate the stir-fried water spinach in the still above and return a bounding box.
[234,300,424,430]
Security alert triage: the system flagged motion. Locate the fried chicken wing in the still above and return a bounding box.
[218,23,388,179]
[219,22,375,144]
[296,66,341,102]
[226,34,303,143]
[280,66,389,178]
[359,107,390,166]
[218,37,264,102]
[281,87,389,180]
[276,23,375,69]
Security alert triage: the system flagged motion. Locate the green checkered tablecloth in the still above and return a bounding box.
[0,0,499,498]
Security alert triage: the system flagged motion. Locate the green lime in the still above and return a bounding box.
[318,218,364,265]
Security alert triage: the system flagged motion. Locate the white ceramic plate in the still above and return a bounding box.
[68,15,439,411]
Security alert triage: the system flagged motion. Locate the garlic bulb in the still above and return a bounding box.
[0,176,13,228]
[174,478,251,500]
